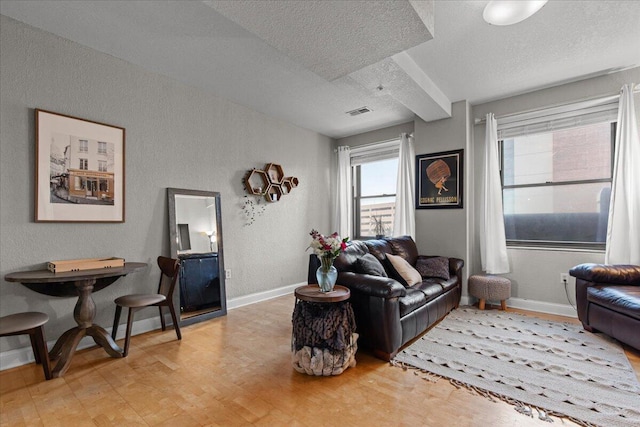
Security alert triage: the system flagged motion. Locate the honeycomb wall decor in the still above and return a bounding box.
[243,163,299,203]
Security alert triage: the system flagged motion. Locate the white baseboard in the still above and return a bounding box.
[2,283,577,371]
[0,315,165,372]
[0,282,304,372]
[505,297,578,318]
[462,295,578,318]
[460,295,472,306]
[226,282,304,310]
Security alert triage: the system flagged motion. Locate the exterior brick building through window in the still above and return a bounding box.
[501,121,614,248]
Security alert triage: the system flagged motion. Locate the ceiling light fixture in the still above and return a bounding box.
[483,0,548,26]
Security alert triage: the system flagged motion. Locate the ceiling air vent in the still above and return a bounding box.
[346,106,372,116]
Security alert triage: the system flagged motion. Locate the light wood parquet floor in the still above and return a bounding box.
[1,296,639,426]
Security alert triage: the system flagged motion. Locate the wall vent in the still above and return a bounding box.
[346,106,372,116]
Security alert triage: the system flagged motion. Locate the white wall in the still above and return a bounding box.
[0,15,333,353]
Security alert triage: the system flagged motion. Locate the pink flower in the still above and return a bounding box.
[307,229,350,258]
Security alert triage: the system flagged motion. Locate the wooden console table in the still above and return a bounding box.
[291,285,358,376]
[5,262,146,378]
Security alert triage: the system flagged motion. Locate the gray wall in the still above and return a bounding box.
[336,104,473,291]
[334,68,639,310]
[0,15,333,352]
[336,121,414,147]
[471,68,640,307]
[335,115,472,283]
[414,101,472,281]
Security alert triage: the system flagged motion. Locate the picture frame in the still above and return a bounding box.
[415,149,463,209]
[35,109,125,222]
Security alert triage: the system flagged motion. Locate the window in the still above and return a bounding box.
[501,121,614,248]
[98,141,107,154]
[79,140,88,152]
[98,160,107,172]
[79,158,88,170]
[350,140,399,238]
[74,177,85,190]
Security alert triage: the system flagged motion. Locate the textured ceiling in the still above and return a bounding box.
[205,0,434,81]
[408,1,640,105]
[1,1,639,139]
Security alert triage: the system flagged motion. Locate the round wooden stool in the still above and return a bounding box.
[0,312,51,380]
[468,274,511,310]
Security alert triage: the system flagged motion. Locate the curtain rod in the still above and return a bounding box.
[334,132,413,152]
[473,84,640,125]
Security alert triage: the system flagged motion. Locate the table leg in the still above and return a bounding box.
[49,278,124,377]
[74,279,97,328]
[86,325,123,357]
[49,327,86,378]
[48,327,78,361]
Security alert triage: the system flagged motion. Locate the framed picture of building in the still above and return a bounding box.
[35,109,125,222]
[415,149,463,209]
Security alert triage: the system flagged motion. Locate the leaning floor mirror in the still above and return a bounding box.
[167,188,227,326]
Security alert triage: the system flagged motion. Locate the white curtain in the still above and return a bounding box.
[393,133,415,238]
[605,84,640,265]
[480,113,510,274]
[333,146,352,238]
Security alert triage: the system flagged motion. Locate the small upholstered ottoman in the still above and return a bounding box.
[468,274,511,310]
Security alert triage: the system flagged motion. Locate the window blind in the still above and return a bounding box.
[349,139,400,166]
[497,95,619,139]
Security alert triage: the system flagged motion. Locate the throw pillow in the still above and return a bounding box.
[415,257,450,280]
[385,253,422,287]
[355,253,388,277]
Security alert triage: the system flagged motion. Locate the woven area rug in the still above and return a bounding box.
[392,307,640,427]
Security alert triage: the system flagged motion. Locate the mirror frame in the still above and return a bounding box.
[167,187,226,325]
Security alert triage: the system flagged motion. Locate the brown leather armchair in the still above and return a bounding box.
[569,263,640,350]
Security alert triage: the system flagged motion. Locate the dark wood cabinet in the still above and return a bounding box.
[179,253,221,313]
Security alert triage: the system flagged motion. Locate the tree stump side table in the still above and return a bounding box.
[291,285,358,376]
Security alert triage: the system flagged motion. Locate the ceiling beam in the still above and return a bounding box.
[205,0,435,81]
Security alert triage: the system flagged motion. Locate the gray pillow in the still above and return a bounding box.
[355,253,388,277]
[415,257,450,280]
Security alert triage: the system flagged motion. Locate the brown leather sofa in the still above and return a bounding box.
[569,263,640,350]
[308,236,464,361]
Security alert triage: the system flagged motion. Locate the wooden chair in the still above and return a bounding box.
[0,312,52,380]
[112,256,182,356]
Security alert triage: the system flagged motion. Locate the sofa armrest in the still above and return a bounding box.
[448,257,465,276]
[337,272,407,299]
[569,263,640,286]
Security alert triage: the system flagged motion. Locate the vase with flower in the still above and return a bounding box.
[308,229,349,292]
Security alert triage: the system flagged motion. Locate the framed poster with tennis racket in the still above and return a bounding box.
[415,149,463,209]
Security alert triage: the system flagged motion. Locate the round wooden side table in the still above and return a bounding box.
[5,263,147,378]
[291,285,358,376]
